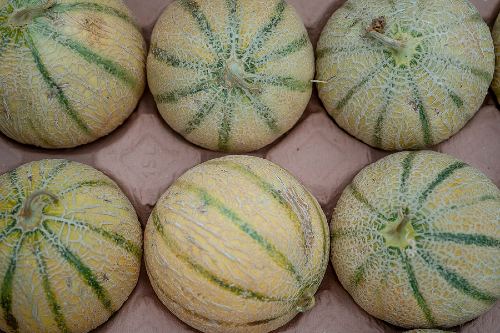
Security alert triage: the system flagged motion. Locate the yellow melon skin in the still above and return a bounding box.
[0,0,146,148]
[145,155,329,333]
[316,0,494,150]
[147,0,314,152]
[492,14,500,100]
[0,159,142,333]
[331,151,500,329]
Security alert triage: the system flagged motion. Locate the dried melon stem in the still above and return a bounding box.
[8,0,54,27]
[366,16,405,51]
[20,190,58,218]
[380,208,416,249]
[223,61,262,94]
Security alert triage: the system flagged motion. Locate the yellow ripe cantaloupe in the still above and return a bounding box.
[0,0,146,148]
[147,0,314,152]
[316,0,494,150]
[0,159,142,333]
[145,155,329,333]
[331,151,499,328]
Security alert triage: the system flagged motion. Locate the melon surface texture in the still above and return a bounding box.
[492,13,500,100]
[0,159,142,333]
[331,151,500,328]
[0,0,146,148]
[144,155,329,333]
[147,0,314,152]
[404,330,452,333]
[316,0,494,150]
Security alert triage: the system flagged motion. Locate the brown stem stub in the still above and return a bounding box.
[365,16,405,50]
[9,0,55,27]
[367,16,386,34]
[20,190,59,218]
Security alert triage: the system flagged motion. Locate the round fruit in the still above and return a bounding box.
[145,155,329,333]
[147,0,314,152]
[316,0,494,150]
[331,151,500,328]
[0,0,146,148]
[492,14,500,100]
[0,159,142,333]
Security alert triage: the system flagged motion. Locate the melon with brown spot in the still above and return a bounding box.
[0,0,146,148]
[147,0,314,152]
[331,151,500,328]
[0,159,142,333]
[316,0,494,150]
[145,155,329,333]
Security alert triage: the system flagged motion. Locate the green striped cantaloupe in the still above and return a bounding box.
[331,151,500,328]
[144,155,329,333]
[147,0,314,152]
[0,0,146,148]
[492,14,500,100]
[316,0,494,150]
[0,159,142,333]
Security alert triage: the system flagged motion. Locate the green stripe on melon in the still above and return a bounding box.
[147,0,314,152]
[23,31,92,135]
[0,229,24,331]
[151,211,287,303]
[422,232,500,247]
[177,179,304,284]
[164,293,291,329]
[34,239,70,333]
[239,0,285,58]
[331,151,500,328]
[145,155,329,333]
[40,224,114,312]
[30,20,137,87]
[205,159,315,259]
[0,159,142,333]
[399,249,436,326]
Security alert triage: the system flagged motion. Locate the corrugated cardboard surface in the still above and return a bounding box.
[1,0,499,332]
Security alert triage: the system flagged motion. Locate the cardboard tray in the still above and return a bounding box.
[1,0,499,332]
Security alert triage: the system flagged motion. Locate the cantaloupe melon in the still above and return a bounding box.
[144,155,329,333]
[316,0,494,150]
[0,159,142,333]
[147,0,314,152]
[331,151,499,328]
[0,0,146,148]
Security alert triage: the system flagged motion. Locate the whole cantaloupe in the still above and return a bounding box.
[331,151,500,328]
[0,159,142,333]
[0,0,146,148]
[145,155,329,333]
[147,0,314,152]
[316,0,494,150]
